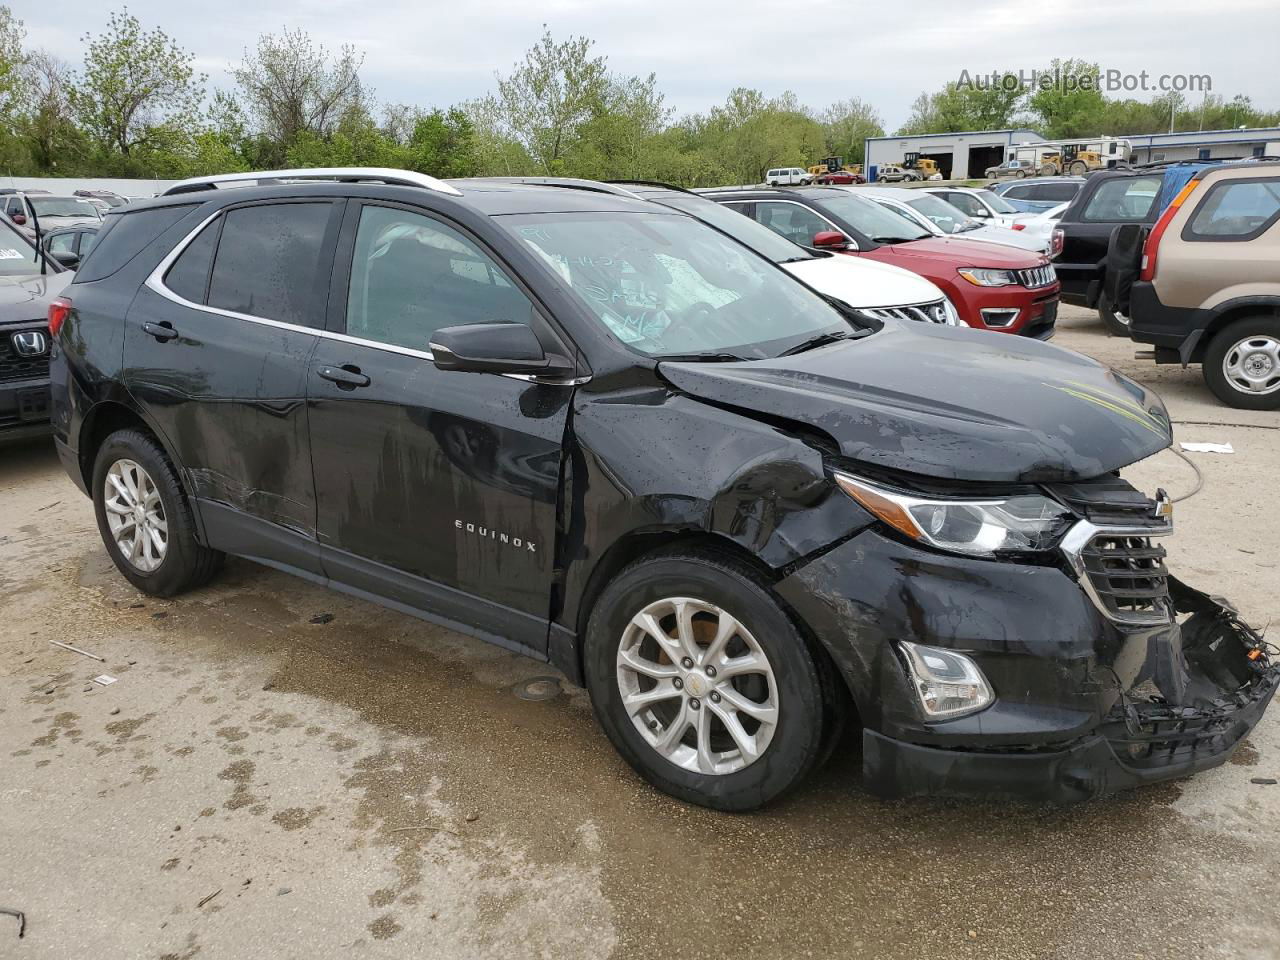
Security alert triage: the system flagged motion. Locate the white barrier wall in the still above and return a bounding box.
[0,176,178,198]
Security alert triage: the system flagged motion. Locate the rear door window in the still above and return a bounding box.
[1184,178,1280,241]
[1039,182,1081,202]
[1082,177,1162,222]
[939,192,985,218]
[206,202,334,327]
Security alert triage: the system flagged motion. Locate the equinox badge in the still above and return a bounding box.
[455,519,537,553]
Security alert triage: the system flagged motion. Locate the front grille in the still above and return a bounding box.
[861,300,950,325]
[0,323,50,382]
[1014,264,1057,289]
[1080,533,1171,624]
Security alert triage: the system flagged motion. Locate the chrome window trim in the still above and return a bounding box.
[144,209,587,384]
[1059,517,1175,626]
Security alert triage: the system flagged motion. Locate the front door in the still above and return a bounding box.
[306,201,572,656]
[123,199,344,573]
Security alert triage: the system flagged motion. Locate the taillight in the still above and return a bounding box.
[1140,181,1199,282]
[1011,223,1026,231]
[48,296,71,337]
[1049,228,1064,259]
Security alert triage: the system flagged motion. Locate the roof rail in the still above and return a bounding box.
[606,179,697,196]
[161,167,463,198]
[457,176,643,199]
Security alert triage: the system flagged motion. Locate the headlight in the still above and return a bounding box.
[940,297,961,326]
[958,267,1018,287]
[834,472,1074,557]
[899,641,993,719]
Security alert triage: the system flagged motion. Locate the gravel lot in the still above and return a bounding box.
[2,305,1278,960]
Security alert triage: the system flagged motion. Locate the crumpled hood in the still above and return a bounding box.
[0,271,71,316]
[658,321,1172,483]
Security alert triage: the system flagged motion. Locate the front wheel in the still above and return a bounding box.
[92,428,224,596]
[1202,318,1280,410]
[1097,294,1131,336]
[584,550,828,811]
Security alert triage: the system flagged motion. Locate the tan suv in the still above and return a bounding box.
[1121,161,1280,409]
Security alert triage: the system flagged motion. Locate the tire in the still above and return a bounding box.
[92,428,224,596]
[1202,317,1280,410]
[1014,169,1026,178]
[584,548,828,811]
[1097,294,1132,337]
[1069,160,1088,176]
[1039,163,1057,177]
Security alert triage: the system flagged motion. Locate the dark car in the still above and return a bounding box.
[700,186,1060,338]
[989,176,1085,213]
[42,223,100,269]
[50,168,1276,810]
[1051,164,1218,335]
[0,213,71,444]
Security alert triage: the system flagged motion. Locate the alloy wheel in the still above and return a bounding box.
[1223,335,1280,396]
[616,597,779,775]
[103,458,168,572]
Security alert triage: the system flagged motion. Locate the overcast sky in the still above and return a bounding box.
[13,0,1280,132]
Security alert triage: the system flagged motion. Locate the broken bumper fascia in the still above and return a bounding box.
[775,528,1279,802]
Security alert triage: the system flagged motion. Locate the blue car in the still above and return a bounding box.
[989,177,1085,213]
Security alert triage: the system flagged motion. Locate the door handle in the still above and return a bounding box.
[142,321,178,342]
[316,364,371,389]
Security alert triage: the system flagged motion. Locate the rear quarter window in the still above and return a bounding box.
[74,204,197,283]
[1183,177,1280,241]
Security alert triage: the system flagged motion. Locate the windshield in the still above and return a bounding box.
[29,197,100,219]
[0,219,41,275]
[811,192,932,243]
[974,189,1018,215]
[652,194,813,264]
[905,194,972,234]
[505,212,850,360]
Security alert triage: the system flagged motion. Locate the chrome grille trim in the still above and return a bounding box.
[1015,264,1057,289]
[1060,518,1175,626]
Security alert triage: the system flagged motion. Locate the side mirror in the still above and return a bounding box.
[11,213,25,225]
[50,250,79,268]
[812,230,849,251]
[430,322,573,378]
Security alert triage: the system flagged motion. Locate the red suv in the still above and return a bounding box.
[704,186,1060,338]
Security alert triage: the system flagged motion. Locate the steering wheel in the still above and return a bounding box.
[658,301,720,344]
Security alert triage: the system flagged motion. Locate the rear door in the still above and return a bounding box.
[124,198,344,573]
[1057,174,1162,304]
[306,200,572,656]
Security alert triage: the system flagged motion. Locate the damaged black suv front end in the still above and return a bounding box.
[776,472,1278,803]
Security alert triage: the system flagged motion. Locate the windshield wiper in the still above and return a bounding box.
[657,352,749,363]
[779,331,852,356]
[869,236,918,244]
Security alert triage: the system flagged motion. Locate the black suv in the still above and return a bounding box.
[50,169,1276,810]
[0,213,70,444]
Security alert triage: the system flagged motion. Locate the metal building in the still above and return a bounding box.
[863,129,1043,180]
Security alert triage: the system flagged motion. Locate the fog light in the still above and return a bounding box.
[898,641,994,720]
[979,307,1021,328]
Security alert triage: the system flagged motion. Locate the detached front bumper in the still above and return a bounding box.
[776,527,1279,803]
[865,668,1277,803]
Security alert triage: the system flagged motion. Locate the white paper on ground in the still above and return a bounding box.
[92,675,117,686]
[1180,442,1234,454]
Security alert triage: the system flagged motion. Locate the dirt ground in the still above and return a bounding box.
[2,305,1278,960]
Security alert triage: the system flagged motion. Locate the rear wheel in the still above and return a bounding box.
[92,429,224,596]
[1069,160,1089,176]
[1098,293,1131,336]
[584,549,828,811]
[1202,317,1280,410]
[1014,169,1027,178]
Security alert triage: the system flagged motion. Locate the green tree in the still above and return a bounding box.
[1026,59,1105,138]
[20,51,83,172]
[69,9,205,158]
[818,97,883,164]
[898,74,1027,135]
[491,28,609,173]
[407,107,477,178]
[234,28,368,147]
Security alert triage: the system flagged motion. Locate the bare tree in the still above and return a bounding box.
[22,50,78,167]
[233,29,368,145]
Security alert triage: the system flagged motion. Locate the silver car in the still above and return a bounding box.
[841,186,1049,254]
